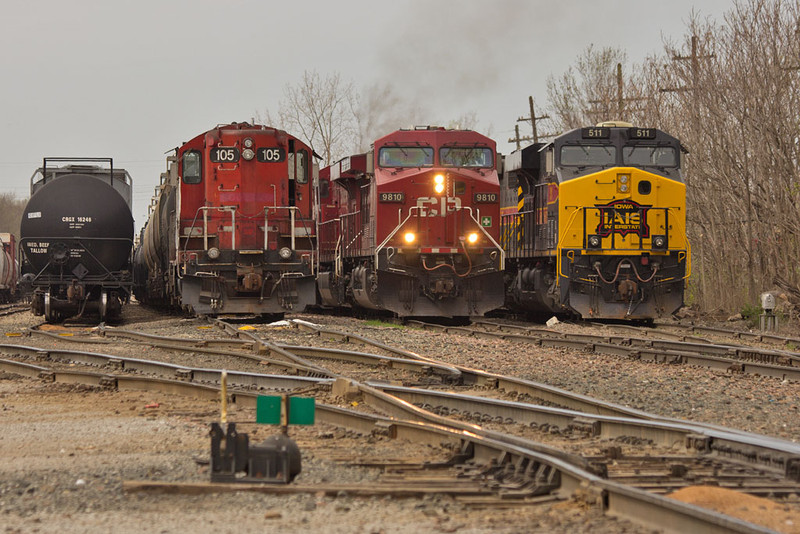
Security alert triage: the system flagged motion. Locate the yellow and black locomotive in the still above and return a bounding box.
[500,122,690,320]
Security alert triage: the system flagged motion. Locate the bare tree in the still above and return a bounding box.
[0,193,27,238]
[545,45,631,131]
[650,0,800,311]
[262,71,360,166]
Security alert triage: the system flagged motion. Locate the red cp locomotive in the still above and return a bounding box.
[316,126,504,318]
[133,122,317,316]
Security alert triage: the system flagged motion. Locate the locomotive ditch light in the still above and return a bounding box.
[466,232,480,245]
[207,247,221,260]
[279,247,293,260]
[403,232,416,244]
[652,235,667,250]
[587,234,602,249]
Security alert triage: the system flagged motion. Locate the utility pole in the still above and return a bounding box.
[588,63,645,122]
[660,35,715,93]
[508,124,524,150]
[660,35,718,306]
[516,96,550,143]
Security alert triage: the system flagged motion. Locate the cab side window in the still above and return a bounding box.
[298,150,309,184]
[182,151,202,184]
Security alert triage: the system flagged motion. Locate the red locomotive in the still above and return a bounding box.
[316,126,505,318]
[133,122,317,316]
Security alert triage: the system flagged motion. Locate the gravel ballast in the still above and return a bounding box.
[2,303,800,533]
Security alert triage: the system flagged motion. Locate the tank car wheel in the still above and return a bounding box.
[44,292,59,323]
[98,291,108,322]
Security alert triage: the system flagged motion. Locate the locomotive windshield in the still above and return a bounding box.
[440,147,493,168]
[560,145,616,167]
[378,147,434,168]
[622,146,677,167]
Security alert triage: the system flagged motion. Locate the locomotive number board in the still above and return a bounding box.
[629,128,656,139]
[581,127,609,139]
[257,147,286,162]
[210,147,240,162]
[473,192,497,203]
[379,192,405,202]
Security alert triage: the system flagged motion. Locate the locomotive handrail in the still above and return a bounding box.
[555,206,691,284]
[182,205,316,274]
[374,207,419,267]
[316,218,342,275]
[199,206,237,250]
[215,164,239,172]
[460,206,505,270]
[262,205,317,272]
[374,206,505,271]
[556,207,590,285]
[667,206,692,280]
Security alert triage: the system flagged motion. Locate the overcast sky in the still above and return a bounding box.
[0,0,733,232]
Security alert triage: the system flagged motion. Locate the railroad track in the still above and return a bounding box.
[0,304,31,317]
[608,320,800,349]
[1,317,797,533]
[413,319,800,382]
[0,353,780,534]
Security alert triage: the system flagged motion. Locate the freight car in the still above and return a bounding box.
[0,233,17,303]
[316,126,505,318]
[500,122,690,320]
[20,158,134,322]
[133,122,317,316]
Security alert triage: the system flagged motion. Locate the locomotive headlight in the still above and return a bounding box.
[404,232,416,244]
[207,247,221,260]
[433,174,445,194]
[242,148,255,161]
[466,232,479,245]
[243,137,254,148]
[617,174,630,194]
[279,247,293,260]
[587,235,602,249]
